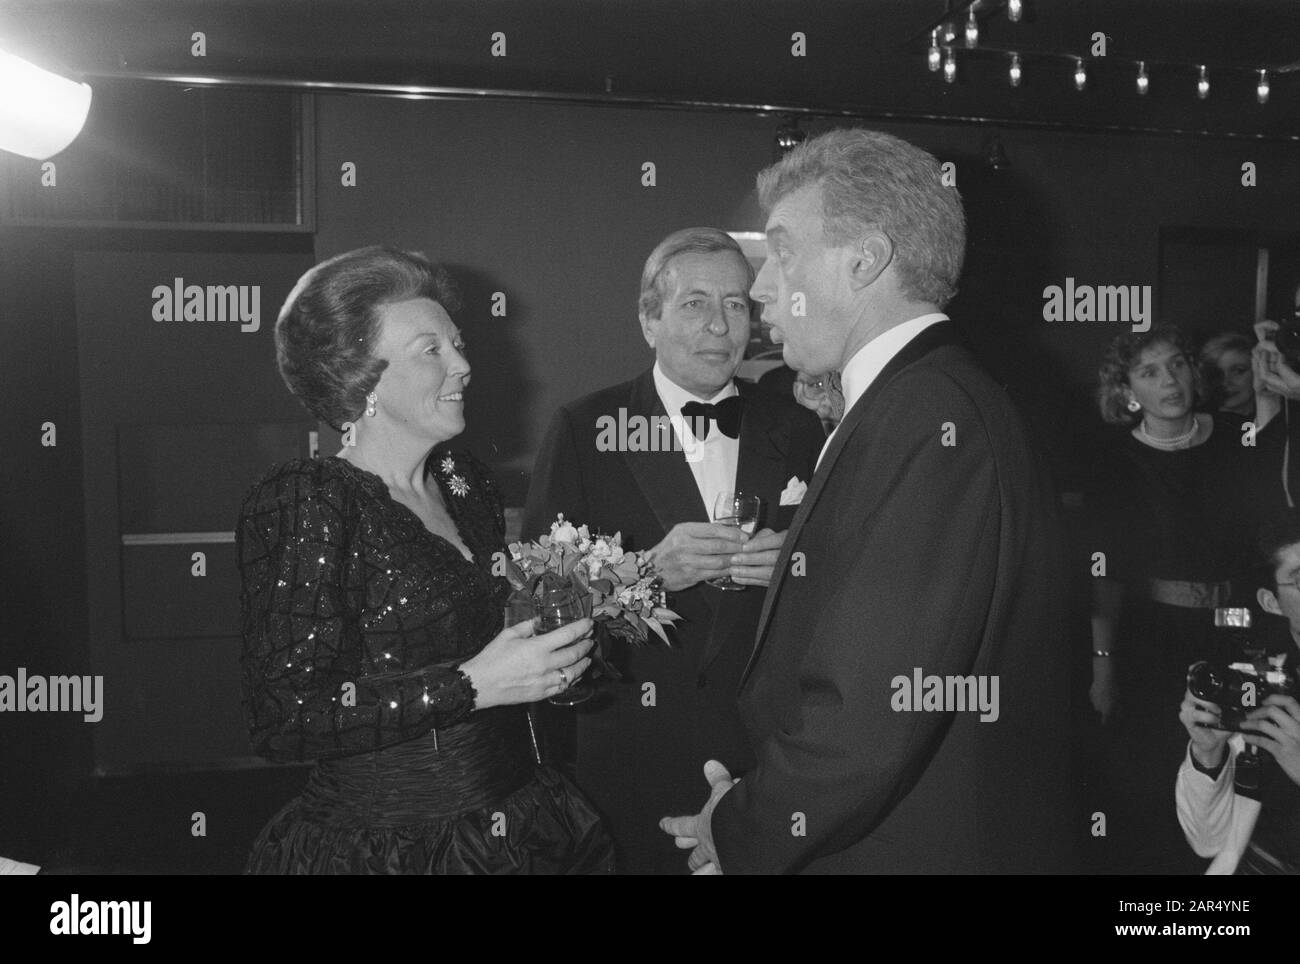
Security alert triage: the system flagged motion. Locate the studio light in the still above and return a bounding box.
[1136,61,1149,95]
[0,48,92,159]
[1257,69,1269,104]
[1197,64,1209,99]
[1009,53,1022,87]
[944,48,957,83]
[928,30,941,71]
[1074,57,1086,91]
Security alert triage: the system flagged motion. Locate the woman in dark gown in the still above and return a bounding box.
[237,245,614,874]
[1088,325,1257,874]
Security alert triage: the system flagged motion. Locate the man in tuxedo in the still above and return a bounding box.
[662,129,1075,873]
[523,227,824,874]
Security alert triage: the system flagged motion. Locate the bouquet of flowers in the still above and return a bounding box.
[504,515,680,683]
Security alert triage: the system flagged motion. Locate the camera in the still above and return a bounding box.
[1186,608,1298,731]
[1264,309,1300,367]
[1187,657,1297,731]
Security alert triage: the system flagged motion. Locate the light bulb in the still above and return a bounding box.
[1009,54,1021,87]
[1074,57,1086,91]
[966,9,979,46]
[928,30,941,71]
[1257,69,1269,104]
[0,49,93,159]
[1197,65,1209,99]
[944,49,957,83]
[1136,61,1149,95]
[1008,0,1024,22]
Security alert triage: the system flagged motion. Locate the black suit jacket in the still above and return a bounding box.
[523,368,824,874]
[712,322,1076,874]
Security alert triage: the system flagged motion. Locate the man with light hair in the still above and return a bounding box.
[662,128,1075,874]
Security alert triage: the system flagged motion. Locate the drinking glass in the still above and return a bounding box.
[708,492,761,590]
[504,593,544,761]
[534,587,593,706]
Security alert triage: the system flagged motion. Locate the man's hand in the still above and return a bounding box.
[1252,323,1300,401]
[659,759,735,873]
[728,528,786,588]
[1241,695,1300,786]
[1179,688,1229,770]
[646,523,748,592]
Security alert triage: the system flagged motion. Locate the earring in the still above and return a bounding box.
[365,392,377,417]
[1125,398,1141,413]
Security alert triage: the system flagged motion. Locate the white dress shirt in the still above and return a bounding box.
[653,361,740,518]
[1175,736,1261,875]
[815,313,949,471]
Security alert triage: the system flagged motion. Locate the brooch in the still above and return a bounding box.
[439,455,469,497]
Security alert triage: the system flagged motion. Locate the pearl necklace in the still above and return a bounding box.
[1139,414,1200,450]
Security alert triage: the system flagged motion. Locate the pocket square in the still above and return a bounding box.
[779,476,807,506]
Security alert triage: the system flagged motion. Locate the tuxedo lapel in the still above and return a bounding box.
[620,368,710,539]
[696,381,789,672]
[733,381,792,531]
[740,321,961,685]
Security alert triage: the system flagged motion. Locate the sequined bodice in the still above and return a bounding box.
[237,450,510,762]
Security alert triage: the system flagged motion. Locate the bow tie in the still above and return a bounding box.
[681,395,744,440]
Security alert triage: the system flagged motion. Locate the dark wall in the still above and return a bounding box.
[313,95,1300,497]
[0,228,312,860]
[0,232,90,860]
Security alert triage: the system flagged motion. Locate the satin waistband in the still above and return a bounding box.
[300,706,536,825]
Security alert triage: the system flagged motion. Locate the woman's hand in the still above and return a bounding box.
[459,618,594,709]
[1090,656,1118,725]
[1241,695,1300,786]
[1179,688,1229,770]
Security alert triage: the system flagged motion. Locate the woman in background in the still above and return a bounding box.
[238,245,613,874]
[1199,331,1256,423]
[1088,324,1257,874]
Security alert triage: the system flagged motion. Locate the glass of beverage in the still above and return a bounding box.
[534,587,593,706]
[708,492,761,590]
[503,591,544,762]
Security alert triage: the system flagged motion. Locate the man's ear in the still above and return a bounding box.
[847,232,893,292]
[639,311,657,350]
[1258,586,1283,617]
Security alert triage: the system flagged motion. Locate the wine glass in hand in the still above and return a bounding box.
[708,492,761,590]
[535,587,593,706]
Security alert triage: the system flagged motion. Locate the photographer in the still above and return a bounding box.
[1177,518,1300,874]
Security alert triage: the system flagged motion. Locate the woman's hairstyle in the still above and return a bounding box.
[275,246,462,431]
[638,227,754,321]
[1096,323,1202,426]
[1198,331,1255,409]
[755,127,966,308]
